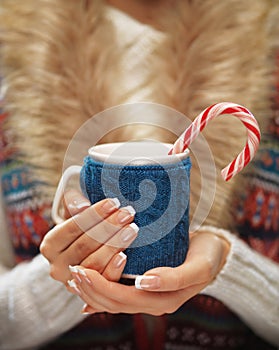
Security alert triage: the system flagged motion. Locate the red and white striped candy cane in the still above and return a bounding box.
[169,102,261,181]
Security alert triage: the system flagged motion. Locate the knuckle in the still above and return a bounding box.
[200,256,216,282]
[39,240,51,259]
[75,239,90,257]
[84,256,104,272]
[49,264,68,283]
[66,219,82,238]
[49,265,59,280]
[173,272,186,290]
[204,256,215,277]
[102,223,117,241]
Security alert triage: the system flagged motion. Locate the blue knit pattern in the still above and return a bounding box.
[80,156,191,275]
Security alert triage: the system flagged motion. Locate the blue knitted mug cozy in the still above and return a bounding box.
[80,155,191,277]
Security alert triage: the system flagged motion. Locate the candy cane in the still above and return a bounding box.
[169,102,261,181]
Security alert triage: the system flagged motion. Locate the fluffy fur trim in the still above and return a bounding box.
[0,0,275,229]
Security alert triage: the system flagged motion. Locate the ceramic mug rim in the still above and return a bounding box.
[88,141,190,165]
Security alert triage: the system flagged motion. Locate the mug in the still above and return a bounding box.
[52,141,191,278]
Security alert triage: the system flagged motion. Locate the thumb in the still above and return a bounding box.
[134,260,207,292]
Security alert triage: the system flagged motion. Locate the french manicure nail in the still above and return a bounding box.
[114,252,127,268]
[77,267,93,285]
[81,303,91,315]
[67,279,81,295]
[68,199,91,210]
[135,275,161,290]
[120,223,139,242]
[69,265,78,273]
[117,206,136,224]
[69,266,92,285]
[102,198,121,213]
[69,265,82,283]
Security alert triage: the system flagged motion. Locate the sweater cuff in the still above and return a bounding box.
[0,254,86,349]
[30,254,86,330]
[199,225,279,346]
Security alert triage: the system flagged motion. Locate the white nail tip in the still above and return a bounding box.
[75,201,91,209]
[69,265,78,273]
[112,197,121,208]
[67,279,78,288]
[69,265,86,276]
[78,268,87,276]
[124,205,136,216]
[81,303,89,314]
[118,251,127,260]
[129,223,139,233]
[135,276,156,290]
[135,276,144,290]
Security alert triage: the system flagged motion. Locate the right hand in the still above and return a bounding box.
[40,190,138,285]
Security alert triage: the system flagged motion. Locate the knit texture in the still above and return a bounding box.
[0,95,86,350]
[81,156,191,276]
[233,54,279,263]
[1,110,277,350]
[0,1,278,348]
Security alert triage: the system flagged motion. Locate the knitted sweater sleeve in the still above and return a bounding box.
[0,172,85,349]
[200,226,279,347]
[0,254,86,350]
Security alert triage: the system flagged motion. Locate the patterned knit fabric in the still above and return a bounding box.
[0,115,53,262]
[1,58,278,349]
[234,54,279,263]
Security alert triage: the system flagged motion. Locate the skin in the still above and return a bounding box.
[40,189,230,316]
[40,0,230,315]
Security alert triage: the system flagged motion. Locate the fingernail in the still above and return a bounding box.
[117,206,136,224]
[68,198,91,210]
[114,252,127,268]
[69,265,82,283]
[81,303,91,315]
[102,198,121,213]
[120,223,139,242]
[135,275,161,290]
[69,266,92,285]
[67,279,81,295]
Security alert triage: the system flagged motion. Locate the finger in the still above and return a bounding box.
[68,268,126,313]
[63,189,91,219]
[134,233,227,292]
[49,207,136,282]
[57,206,136,268]
[69,268,169,314]
[70,267,195,316]
[81,304,101,315]
[101,252,127,282]
[81,223,138,273]
[134,264,208,292]
[40,197,121,260]
[69,267,210,316]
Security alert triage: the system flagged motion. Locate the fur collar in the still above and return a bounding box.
[0,0,275,229]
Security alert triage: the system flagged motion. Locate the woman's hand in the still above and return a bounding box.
[40,190,138,285]
[68,231,230,315]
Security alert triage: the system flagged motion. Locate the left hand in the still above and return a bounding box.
[68,231,230,315]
